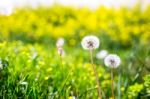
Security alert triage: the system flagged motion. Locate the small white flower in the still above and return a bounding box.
[96,50,108,59]
[104,54,121,68]
[81,35,100,50]
[56,38,65,47]
[20,81,28,85]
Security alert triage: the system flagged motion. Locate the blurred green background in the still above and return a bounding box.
[0,3,150,99]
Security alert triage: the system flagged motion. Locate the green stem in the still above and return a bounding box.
[60,55,64,78]
[111,68,115,99]
[89,49,102,99]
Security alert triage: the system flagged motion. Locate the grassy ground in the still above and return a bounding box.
[0,40,149,99]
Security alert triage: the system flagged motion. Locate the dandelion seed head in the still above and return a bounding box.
[56,38,65,47]
[96,50,108,59]
[104,54,121,68]
[81,35,100,50]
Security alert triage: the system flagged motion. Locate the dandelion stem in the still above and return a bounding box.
[60,55,64,76]
[89,49,102,99]
[111,68,115,99]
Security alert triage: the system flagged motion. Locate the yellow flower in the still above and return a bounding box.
[44,76,49,80]
[38,61,45,66]
[47,68,52,72]
[68,96,76,99]
[0,41,7,47]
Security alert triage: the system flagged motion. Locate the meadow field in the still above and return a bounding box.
[0,5,150,99]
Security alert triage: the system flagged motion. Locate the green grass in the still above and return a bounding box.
[0,5,150,99]
[0,40,149,99]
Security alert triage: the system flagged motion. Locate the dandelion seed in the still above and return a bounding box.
[104,54,121,68]
[81,35,100,50]
[96,50,108,59]
[56,38,65,47]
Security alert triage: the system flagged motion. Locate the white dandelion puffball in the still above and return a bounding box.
[96,50,108,59]
[104,54,121,68]
[56,38,65,47]
[81,35,100,50]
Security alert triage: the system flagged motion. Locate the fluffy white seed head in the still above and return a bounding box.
[96,50,108,59]
[104,54,121,68]
[56,38,65,47]
[81,35,100,50]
